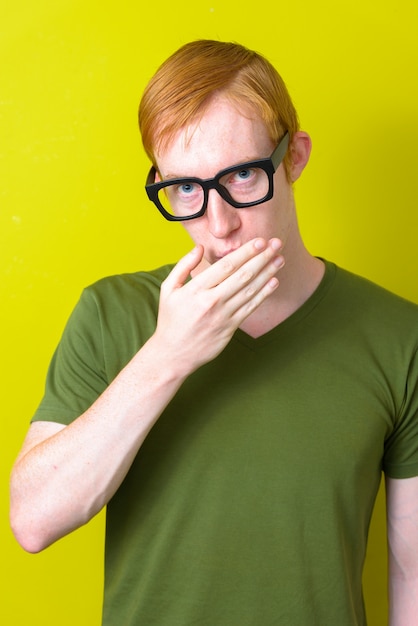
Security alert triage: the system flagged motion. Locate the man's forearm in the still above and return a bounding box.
[389,574,418,626]
[10,336,187,553]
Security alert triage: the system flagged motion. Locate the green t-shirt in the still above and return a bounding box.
[33,261,418,625]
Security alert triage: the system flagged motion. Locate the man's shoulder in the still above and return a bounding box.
[84,264,175,300]
[327,260,418,330]
[64,264,175,326]
[333,263,417,306]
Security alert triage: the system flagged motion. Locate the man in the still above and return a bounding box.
[10,40,418,625]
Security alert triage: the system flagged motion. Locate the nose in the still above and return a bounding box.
[205,189,241,239]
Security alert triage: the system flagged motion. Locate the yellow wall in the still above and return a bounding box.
[2,1,417,624]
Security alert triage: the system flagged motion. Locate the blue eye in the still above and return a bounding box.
[236,169,252,180]
[179,183,195,194]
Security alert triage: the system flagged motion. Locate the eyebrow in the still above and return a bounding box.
[161,154,266,182]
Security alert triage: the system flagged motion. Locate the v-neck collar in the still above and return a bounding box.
[233,259,337,350]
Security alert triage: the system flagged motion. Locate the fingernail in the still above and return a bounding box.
[254,238,266,250]
[273,255,285,268]
[270,239,282,251]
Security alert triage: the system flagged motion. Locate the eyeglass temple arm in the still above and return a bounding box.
[146,166,157,186]
[271,132,290,170]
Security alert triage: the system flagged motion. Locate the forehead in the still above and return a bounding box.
[155,97,273,178]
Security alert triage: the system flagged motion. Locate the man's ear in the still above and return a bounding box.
[289,131,312,183]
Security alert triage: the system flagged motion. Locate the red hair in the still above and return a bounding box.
[138,40,299,177]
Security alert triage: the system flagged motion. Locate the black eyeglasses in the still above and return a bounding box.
[145,131,289,221]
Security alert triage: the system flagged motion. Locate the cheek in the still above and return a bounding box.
[181,221,206,244]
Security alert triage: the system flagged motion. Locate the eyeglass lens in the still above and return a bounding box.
[156,166,270,218]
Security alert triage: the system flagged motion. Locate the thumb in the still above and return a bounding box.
[164,245,204,290]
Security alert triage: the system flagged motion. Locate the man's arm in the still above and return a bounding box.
[10,238,283,553]
[386,475,418,625]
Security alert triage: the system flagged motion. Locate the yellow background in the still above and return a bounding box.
[2,1,417,624]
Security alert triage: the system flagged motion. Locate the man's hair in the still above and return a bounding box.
[138,39,299,177]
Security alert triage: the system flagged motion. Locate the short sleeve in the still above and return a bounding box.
[32,288,109,425]
[384,347,418,478]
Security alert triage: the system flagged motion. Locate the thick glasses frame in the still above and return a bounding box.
[145,131,290,222]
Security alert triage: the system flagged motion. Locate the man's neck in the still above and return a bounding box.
[239,252,325,339]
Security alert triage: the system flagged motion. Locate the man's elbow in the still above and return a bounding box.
[10,519,48,554]
[9,501,55,554]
